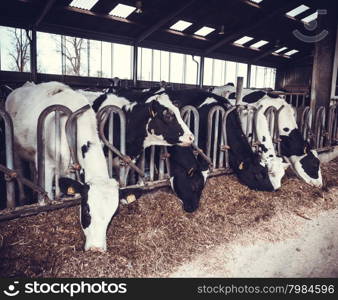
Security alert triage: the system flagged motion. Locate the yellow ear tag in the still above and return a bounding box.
[67,186,76,195]
[126,194,136,204]
[149,107,156,118]
[239,162,244,170]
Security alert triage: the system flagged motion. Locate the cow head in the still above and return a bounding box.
[234,155,275,191]
[169,146,209,212]
[265,156,290,190]
[59,177,119,252]
[280,129,322,187]
[288,149,322,187]
[144,94,194,148]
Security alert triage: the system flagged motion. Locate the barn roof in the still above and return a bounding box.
[0,0,335,68]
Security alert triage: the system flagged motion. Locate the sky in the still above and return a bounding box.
[0,25,276,88]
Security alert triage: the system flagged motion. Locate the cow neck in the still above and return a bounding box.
[77,110,110,183]
[227,110,256,164]
[124,104,150,159]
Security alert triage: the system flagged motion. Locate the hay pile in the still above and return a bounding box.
[0,158,337,278]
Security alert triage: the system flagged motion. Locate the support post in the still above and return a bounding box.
[236,76,244,105]
[199,56,205,88]
[133,44,138,87]
[310,8,337,121]
[247,64,252,88]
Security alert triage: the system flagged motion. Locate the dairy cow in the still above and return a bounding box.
[212,84,322,187]
[6,82,119,252]
[78,89,194,159]
[162,89,276,191]
[80,88,205,212]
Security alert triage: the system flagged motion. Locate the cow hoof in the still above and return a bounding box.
[87,247,106,253]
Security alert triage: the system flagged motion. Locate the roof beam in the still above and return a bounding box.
[252,44,281,62]
[136,0,196,44]
[34,0,57,28]
[204,1,302,55]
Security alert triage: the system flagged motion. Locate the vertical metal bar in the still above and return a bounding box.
[87,39,90,76]
[159,147,165,180]
[30,29,37,82]
[108,112,114,178]
[54,110,61,198]
[0,110,15,208]
[119,110,126,186]
[149,146,155,181]
[212,110,220,167]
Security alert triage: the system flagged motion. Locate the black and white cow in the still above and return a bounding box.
[161,89,276,191]
[80,88,208,212]
[6,81,119,252]
[78,89,194,159]
[212,84,322,187]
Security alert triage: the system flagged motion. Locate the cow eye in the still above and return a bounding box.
[163,109,174,122]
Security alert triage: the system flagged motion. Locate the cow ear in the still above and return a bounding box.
[59,177,83,195]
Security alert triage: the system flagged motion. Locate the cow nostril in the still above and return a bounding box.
[189,135,194,142]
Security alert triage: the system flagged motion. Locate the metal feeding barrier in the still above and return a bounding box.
[0,98,338,219]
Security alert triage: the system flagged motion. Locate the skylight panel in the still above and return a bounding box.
[284,49,299,56]
[286,5,310,18]
[109,3,136,18]
[170,20,193,32]
[250,40,269,49]
[194,26,215,37]
[301,11,318,23]
[233,36,254,46]
[69,0,99,10]
[274,47,288,54]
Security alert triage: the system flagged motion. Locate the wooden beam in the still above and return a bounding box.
[204,1,301,55]
[252,45,280,63]
[34,0,57,27]
[136,0,196,44]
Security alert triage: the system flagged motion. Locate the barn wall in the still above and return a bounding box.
[276,62,313,93]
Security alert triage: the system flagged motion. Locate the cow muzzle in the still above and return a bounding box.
[179,133,194,147]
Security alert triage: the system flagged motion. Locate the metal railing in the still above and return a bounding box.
[1,102,338,215]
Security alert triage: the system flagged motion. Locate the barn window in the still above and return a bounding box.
[250,65,276,89]
[109,4,136,18]
[69,0,99,10]
[0,26,31,72]
[194,26,215,37]
[286,5,310,18]
[204,58,248,87]
[170,20,193,32]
